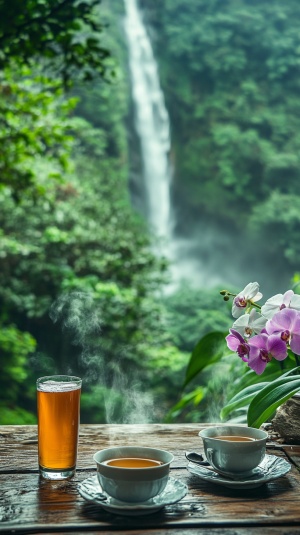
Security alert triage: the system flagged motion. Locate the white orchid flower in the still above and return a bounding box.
[232,282,263,319]
[289,293,300,311]
[232,309,267,338]
[261,290,300,319]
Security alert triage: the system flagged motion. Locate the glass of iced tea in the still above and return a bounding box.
[37,375,82,480]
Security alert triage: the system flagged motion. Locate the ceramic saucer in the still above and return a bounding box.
[187,454,291,489]
[78,475,188,516]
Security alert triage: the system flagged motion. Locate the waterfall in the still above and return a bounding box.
[123,0,228,290]
[124,0,172,244]
[123,0,289,296]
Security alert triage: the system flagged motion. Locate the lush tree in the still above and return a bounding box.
[0,0,183,423]
[0,325,36,424]
[163,283,231,353]
[0,0,112,85]
[0,68,75,197]
[141,0,300,275]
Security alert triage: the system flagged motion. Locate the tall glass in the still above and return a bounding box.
[37,375,82,480]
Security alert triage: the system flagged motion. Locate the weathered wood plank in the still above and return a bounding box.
[1,465,300,533]
[0,424,214,471]
[1,425,300,533]
[0,423,296,471]
[23,531,300,535]
[1,526,300,535]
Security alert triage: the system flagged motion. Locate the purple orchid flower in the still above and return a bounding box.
[247,333,288,375]
[226,329,250,362]
[266,308,300,356]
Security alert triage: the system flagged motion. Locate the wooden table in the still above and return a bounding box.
[1,423,300,534]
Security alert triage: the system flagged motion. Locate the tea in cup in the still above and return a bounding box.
[93,446,174,502]
[199,425,268,478]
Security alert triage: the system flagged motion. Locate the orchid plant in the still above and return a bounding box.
[180,282,300,429]
[221,282,300,427]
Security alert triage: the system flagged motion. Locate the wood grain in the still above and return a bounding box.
[1,424,300,534]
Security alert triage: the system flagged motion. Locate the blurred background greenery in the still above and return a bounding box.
[1,0,300,425]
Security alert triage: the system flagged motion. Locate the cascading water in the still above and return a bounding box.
[123,0,233,290]
[124,0,172,247]
[123,0,288,296]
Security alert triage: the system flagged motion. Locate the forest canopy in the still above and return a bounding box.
[0,0,111,85]
[1,0,300,425]
[141,0,300,286]
[0,0,185,425]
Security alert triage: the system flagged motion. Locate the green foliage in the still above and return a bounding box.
[0,324,36,399]
[0,323,36,424]
[4,0,300,426]
[161,285,233,421]
[249,192,300,265]
[163,284,231,352]
[220,382,269,422]
[0,0,114,85]
[166,386,206,422]
[0,406,37,425]
[167,328,236,422]
[247,370,300,428]
[0,0,180,423]
[172,319,300,424]
[0,67,75,196]
[142,0,300,272]
[183,332,227,388]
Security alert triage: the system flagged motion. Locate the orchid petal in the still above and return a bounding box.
[232,311,265,337]
[290,293,300,311]
[266,308,297,334]
[261,293,285,319]
[250,310,267,333]
[266,334,288,361]
[292,312,300,333]
[232,303,246,319]
[242,282,260,299]
[248,348,267,375]
[226,333,240,352]
[232,314,251,336]
[226,329,245,351]
[283,290,294,306]
[290,334,300,355]
[251,292,263,303]
[229,328,246,342]
[248,333,268,350]
[232,282,262,318]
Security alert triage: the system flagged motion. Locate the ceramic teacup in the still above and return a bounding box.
[199,425,268,478]
[93,446,174,502]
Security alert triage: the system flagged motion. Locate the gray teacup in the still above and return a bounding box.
[93,446,174,502]
[199,425,268,478]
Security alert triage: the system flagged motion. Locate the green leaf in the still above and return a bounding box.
[221,382,269,420]
[166,387,206,421]
[233,370,282,393]
[247,371,300,428]
[183,331,227,388]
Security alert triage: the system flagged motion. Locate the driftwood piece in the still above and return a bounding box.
[272,396,300,444]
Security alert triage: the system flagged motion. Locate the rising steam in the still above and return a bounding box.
[49,291,155,424]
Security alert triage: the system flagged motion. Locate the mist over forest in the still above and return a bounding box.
[1,0,300,425]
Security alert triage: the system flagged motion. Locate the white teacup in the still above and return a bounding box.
[93,446,174,503]
[199,425,268,478]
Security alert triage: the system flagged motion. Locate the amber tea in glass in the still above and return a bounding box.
[37,375,82,480]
